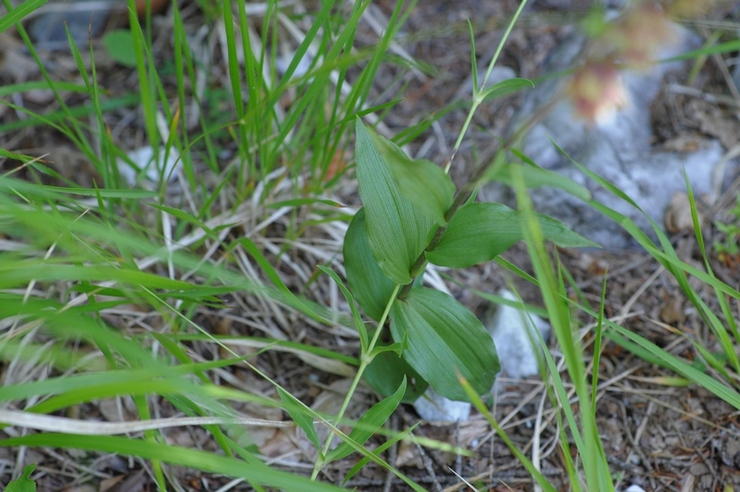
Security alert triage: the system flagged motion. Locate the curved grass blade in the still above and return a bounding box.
[0,434,345,492]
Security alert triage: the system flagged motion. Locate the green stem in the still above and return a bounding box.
[444,0,530,174]
[311,284,401,480]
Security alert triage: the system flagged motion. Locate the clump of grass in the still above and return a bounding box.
[0,0,430,488]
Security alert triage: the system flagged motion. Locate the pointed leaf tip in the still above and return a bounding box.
[354,120,434,284]
[427,202,598,268]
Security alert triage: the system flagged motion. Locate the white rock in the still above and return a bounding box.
[118,146,181,186]
[413,388,471,423]
[484,289,550,380]
[624,485,646,492]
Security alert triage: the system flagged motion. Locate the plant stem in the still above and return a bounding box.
[311,284,401,480]
[444,0,530,174]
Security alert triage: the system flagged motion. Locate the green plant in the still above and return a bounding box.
[3,0,740,489]
[314,2,618,486]
[713,194,740,257]
[5,464,36,492]
[329,2,740,488]
[0,0,436,489]
[343,118,596,402]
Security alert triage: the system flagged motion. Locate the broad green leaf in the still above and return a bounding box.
[390,288,498,401]
[365,351,428,404]
[343,208,396,322]
[6,464,36,492]
[325,378,406,462]
[479,77,534,102]
[277,388,321,451]
[102,30,139,67]
[385,150,454,226]
[427,203,598,268]
[355,118,434,284]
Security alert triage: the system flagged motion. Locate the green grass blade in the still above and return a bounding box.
[0,0,46,33]
[0,434,347,492]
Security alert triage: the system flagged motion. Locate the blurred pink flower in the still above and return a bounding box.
[566,60,629,123]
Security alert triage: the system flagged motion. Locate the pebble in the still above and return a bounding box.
[484,289,550,380]
[413,388,471,422]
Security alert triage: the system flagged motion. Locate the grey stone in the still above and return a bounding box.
[413,388,471,422]
[486,22,734,249]
[28,1,114,51]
